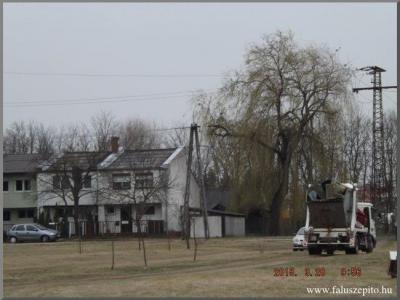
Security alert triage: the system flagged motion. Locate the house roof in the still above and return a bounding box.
[104,148,178,170]
[45,151,110,172]
[3,154,43,174]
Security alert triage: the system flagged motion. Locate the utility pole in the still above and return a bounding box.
[194,126,210,239]
[183,123,210,248]
[352,66,397,232]
[183,125,194,249]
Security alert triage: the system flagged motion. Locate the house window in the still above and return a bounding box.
[112,174,131,190]
[3,181,8,192]
[135,173,153,189]
[144,205,155,215]
[53,175,70,189]
[3,210,10,221]
[107,207,115,214]
[24,180,31,191]
[16,180,23,191]
[18,209,26,218]
[53,175,60,188]
[27,209,35,218]
[83,175,91,188]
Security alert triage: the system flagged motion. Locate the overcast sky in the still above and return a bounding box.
[4,3,397,130]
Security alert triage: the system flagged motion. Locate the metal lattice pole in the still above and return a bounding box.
[353,66,397,230]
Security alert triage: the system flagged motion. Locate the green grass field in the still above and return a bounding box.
[3,236,397,297]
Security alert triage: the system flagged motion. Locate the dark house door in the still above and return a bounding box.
[120,206,132,233]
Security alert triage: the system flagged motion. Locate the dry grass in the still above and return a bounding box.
[3,236,397,297]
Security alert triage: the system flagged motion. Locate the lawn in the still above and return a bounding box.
[3,236,397,297]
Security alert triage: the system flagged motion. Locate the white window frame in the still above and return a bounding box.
[15,179,32,192]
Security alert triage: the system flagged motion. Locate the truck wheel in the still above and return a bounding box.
[346,236,359,254]
[308,247,322,255]
[372,237,377,248]
[365,235,373,253]
[308,248,316,255]
[326,249,335,255]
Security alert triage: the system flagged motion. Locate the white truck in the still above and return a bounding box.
[305,180,376,255]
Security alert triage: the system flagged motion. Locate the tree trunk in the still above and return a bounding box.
[269,149,291,236]
[141,235,148,267]
[73,198,83,254]
[136,219,142,251]
[136,219,147,266]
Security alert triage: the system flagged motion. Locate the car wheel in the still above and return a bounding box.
[41,235,49,243]
[9,236,17,243]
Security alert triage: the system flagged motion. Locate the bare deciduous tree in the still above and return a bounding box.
[117,118,161,150]
[38,152,108,244]
[91,111,118,151]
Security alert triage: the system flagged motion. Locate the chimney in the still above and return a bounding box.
[110,136,119,153]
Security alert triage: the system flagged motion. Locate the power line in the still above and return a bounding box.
[5,89,217,108]
[5,90,211,105]
[4,71,223,78]
[5,94,189,107]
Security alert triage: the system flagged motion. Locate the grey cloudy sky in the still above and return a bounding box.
[4,3,397,130]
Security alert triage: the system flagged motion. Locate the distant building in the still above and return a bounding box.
[3,154,41,230]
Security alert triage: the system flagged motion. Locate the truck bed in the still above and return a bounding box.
[308,199,349,228]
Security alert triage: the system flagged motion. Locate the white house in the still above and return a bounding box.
[36,138,201,236]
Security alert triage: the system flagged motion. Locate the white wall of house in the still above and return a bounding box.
[165,148,201,232]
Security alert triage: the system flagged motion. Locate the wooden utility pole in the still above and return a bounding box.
[183,125,194,249]
[194,126,210,239]
[183,123,210,248]
[352,66,397,232]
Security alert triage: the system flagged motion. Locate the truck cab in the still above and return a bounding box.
[305,180,376,255]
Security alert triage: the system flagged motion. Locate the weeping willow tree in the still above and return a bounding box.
[197,31,351,235]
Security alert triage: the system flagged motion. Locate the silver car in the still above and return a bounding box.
[7,224,60,243]
[292,226,306,251]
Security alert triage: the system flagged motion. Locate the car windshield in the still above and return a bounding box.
[297,227,305,235]
[35,225,48,230]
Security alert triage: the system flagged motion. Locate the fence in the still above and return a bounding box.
[46,220,165,238]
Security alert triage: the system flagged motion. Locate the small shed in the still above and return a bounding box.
[190,208,246,238]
